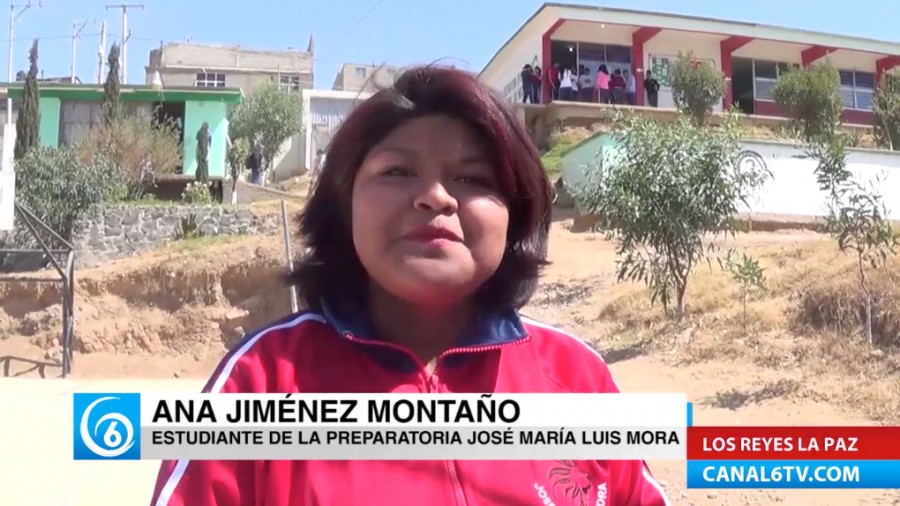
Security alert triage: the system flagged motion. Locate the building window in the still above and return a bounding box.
[840,70,875,110]
[279,75,301,92]
[753,60,792,101]
[195,72,225,88]
[355,67,367,78]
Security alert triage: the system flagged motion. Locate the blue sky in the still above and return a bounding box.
[7,0,900,88]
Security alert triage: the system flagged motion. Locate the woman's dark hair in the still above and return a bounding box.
[290,65,554,312]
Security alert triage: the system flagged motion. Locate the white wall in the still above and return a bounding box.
[739,140,900,220]
[643,31,723,111]
[479,14,554,102]
[563,137,900,221]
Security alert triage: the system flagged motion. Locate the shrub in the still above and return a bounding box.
[570,112,770,320]
[14,145,125,244]
[669,51,726,124]
[771,61,843,143]
[79,113,182,199]
[181,181,214,205]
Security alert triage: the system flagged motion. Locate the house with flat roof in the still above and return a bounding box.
[5,83,242,179]
[480,3,900,127]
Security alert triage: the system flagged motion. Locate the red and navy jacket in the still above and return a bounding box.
[150,305,671,506]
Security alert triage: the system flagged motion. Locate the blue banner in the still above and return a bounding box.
[687,460,900,489]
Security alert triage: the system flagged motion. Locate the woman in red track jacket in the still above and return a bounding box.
[150,65,671,506]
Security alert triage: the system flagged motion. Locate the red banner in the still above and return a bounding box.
[687,426,900,460]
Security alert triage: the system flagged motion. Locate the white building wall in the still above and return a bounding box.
[643,31,723,111]
[480,15,555,103]
[563,137,900,221]
[299,90,373,175]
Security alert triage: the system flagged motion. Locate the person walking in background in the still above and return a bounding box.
[550,62,561,101]
[644,70,660,107]
[559,65,575,101]
[596,65,610,104]
[532,66,543,104]
[246,140,263,186]
[521,64,534,103]
[610,69,626,104]
[624,69,636,105]
[577,66,593,102]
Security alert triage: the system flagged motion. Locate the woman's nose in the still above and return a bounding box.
[412,180,458,214]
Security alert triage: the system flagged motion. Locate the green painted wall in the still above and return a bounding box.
[37,96,61,147]
[182,100,229,178]
[561,133,621,191]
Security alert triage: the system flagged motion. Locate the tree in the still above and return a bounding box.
[14,145,124,243]
[669,51,726,125]
[771,61,843,143]
[873,73,900,150]
[570,113,770,320]
[14,39,40,160]
[229,83,302,175]
[102,43,122,127]
[810,134,897,344]
[195,122,210,185]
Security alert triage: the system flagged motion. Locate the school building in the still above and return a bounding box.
[479,3,900,128]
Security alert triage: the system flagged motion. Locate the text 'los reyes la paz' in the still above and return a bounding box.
[703,436,858,453]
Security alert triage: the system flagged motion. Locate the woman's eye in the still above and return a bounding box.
[457,175,492,187]
[383,166,413,177]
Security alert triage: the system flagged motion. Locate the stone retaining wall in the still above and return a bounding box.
[72,204,280,267]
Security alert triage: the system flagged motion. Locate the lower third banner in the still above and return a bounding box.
[687,460,900,489]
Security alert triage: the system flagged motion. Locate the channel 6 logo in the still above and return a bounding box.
[73,393,141,460]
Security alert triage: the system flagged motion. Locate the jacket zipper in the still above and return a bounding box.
[424,373,467,506]
[340,332,531,506]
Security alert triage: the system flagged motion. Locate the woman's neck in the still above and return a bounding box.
[367,287,472,366]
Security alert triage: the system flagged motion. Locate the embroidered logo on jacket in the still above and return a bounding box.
[548,460,591,506]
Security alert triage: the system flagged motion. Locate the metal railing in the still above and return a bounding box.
[0,203,75,377]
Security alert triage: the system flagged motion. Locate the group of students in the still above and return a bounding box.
[523,62,661,107]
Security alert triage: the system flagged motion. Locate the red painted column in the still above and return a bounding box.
[876,55,900,87]
[632,27,661,106]
[719,36,752,110]
[541,19,566,104]
[801,45,836,66]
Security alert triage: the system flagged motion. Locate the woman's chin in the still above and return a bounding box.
[392,270,481,305]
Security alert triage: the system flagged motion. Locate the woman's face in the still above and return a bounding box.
[351,114,509,308]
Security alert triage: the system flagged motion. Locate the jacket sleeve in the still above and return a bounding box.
[149,336,271,506]
[614,460,671,506]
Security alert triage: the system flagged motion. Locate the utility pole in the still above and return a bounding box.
[6,0,40,125]
[105,3,143,85]
[70,20,93,83]
[97,20,106,84]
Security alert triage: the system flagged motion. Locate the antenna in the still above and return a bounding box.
[105,3,144,84]
[6,0,42,124]
[71,20,96,83]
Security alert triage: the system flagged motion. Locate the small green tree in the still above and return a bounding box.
[771,61,843,143]
[102,43,122,127]
[195,122,210,185]
[230,83,302,174]
[14,39,40,160]
[15,145,125,243]
[810,135,898,344]
[570,113,770,320]
[873,73,900,150]
[669,51,726,125]
[720,250,767,330]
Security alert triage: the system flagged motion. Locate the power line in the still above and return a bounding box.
[343,0,387,36]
